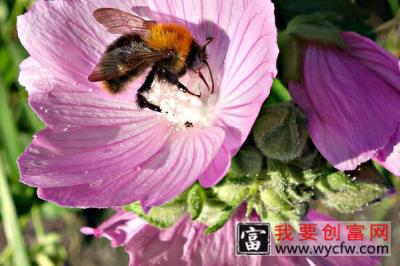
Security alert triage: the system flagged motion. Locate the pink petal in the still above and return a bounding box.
[18,0,279,208]
[145,0,278,187]
[17,0,146,88]
[289,38,400,171]
[198,145,230,187]
[85,206,377,266]
[145,0,248,76]
[146,0,278,151]
[375,128,400,176]
[136,127,225,208]
[215,0,278,152]
[19,57,154,130]
[19,58,49,94]
[81,208,143,247]
[36,127,224,208]
[342,32,400,90]
[19,116,171,187]
[86,206,261,266]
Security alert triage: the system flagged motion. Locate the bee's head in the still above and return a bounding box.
[187,38,213,71]
[186,38,215,94]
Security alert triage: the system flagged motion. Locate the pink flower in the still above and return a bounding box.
[17,0,278,208]
[82,207,380,266]
[289,32,400,174]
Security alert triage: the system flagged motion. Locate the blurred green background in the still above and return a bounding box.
[0,0,399,265]
[0,0,128,265]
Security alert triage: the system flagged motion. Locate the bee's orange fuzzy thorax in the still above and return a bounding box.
[146,23,193,69]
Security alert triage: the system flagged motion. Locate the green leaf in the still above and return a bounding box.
[253,103,308,161]
[275,0,372,35]
[125,194,188,228]
[285,13,346,47]
[0,159,31,266]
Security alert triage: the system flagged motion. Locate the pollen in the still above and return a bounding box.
[143,77,216,128]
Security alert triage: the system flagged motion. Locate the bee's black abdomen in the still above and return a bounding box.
[106,34,142,52]
[102,75,133,94]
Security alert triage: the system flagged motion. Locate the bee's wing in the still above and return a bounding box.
[93,8,155,35]
[88,43,170,82]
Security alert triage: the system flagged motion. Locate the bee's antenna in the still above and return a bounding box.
[204,60,214,94]
[198,70,211,92]
[202,37,214,52]
[200,37,214,94]
[205,37,214,47]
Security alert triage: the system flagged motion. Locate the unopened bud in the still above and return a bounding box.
[253,103,308,161]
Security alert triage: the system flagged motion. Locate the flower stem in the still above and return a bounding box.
[0,158,31,266]
[271,78,291,102]
[31,206,45,239]
[0,76,20,180]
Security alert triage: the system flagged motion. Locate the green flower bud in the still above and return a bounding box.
[291,142,324,170]
[253,103,308,162]
[226,145,263,183]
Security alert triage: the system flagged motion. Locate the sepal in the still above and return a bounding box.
[316,163,390,213]
[124,193,187,228]
[279,13,345,82]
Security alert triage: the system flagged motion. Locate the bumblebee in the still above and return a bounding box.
[88,8,214,112]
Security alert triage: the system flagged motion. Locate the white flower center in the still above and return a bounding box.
[143,78,216,128]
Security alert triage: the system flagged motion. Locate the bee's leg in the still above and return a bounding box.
[137,93,161,112]
[137,64,158,93]
[177,81,201,97]
[136,64,162,112]
[161,70,201,97]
